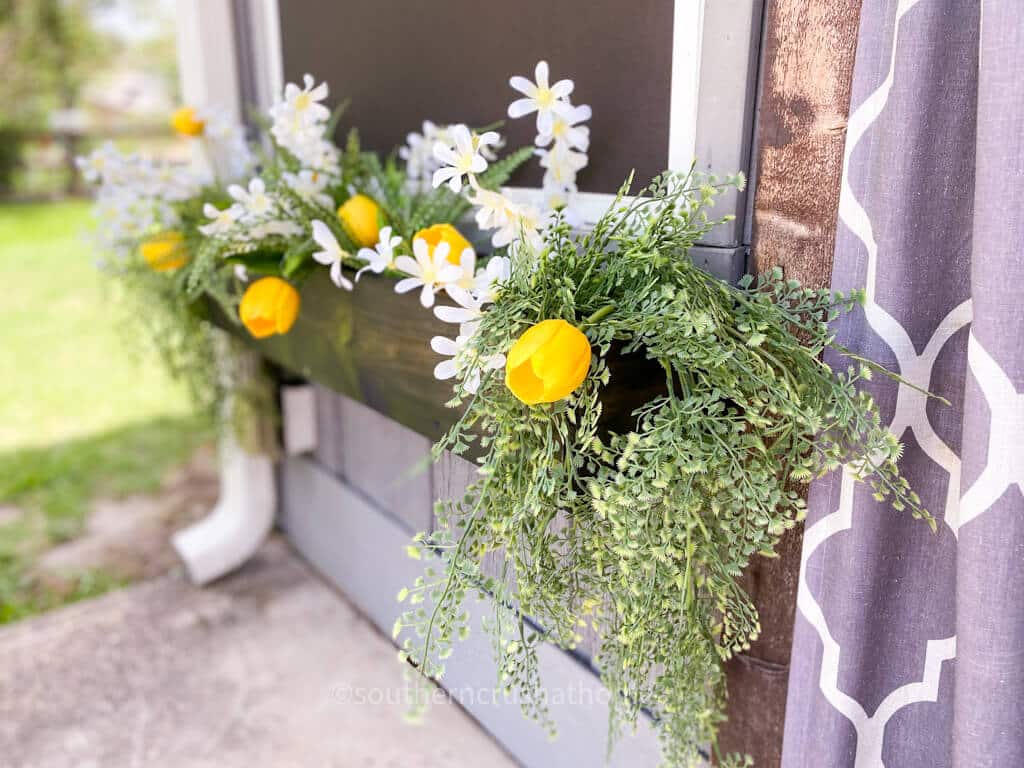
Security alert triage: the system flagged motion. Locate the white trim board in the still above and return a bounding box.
[278,456,668,768]
[174,0,242,117]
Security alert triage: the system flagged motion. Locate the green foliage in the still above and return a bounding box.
[0,0,117,127]
[359,142,534,238]
[0,200,212,624]
[396,171,931,766]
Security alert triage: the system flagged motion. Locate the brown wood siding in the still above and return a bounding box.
[718,1,863,765]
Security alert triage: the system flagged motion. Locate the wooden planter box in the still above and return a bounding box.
[210,266,668,443]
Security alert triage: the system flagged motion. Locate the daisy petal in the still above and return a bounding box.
[434,360,458,380]
[311,219,337,251]
[432,167,456,189]
[437,265,464,283]
[509,76,537,97]
[394,255,420,276]
[435,306,475,324]
[420,284,435,308]
[507,98,536,119]
[394,277,422,294]
[550,79,574,99]
[535,61,549,88]
[431,336,459,356]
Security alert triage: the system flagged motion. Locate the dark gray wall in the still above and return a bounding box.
[277,0,675,192]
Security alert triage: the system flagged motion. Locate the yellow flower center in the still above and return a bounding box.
[536,88,555,108]
[295,92,311,111]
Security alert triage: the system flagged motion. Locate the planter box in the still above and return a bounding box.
[210,266,670,443]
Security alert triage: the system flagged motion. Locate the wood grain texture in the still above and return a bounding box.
[212,268,667,448]
[718,1,863,765]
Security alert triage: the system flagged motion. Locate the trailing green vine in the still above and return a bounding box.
[396,171,933,767]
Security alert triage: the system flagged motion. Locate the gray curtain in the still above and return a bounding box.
[781,1,1023,766]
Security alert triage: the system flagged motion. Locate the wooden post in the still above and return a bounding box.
[717,1,863,765]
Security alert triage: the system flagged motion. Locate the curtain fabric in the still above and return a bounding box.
[781,1,1023,766]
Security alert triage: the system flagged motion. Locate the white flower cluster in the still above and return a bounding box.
[269,74,341,177]
[197,107,256,183]
[428,255,510,394]
[199,75,340,251]
[427,60,591,258]
[509,60,590,212]
[400,121,503,190]
[77,142,206,256]
[418,61,594,393]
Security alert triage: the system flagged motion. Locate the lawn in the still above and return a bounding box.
[0,201,212,622]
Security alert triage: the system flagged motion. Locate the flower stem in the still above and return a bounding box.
[581,303,616,327]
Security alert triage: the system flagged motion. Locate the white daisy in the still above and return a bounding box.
[250,219,304,239]
[449,247,477,293]
[434,286,484,327]
[355,226,403,280]
[274,73,330,126]
[282,169,333,209]
[198,202,244,236]
[536,103,592,152]
[538,144,588,190]
[393,237,463,308]
[473,256,512,304]
[469,185,518,235]
[229,177,275,218]
[431,124,500,193]
[508,61,574,134]
[311,219,354,290]
[400,121,448,182]
[75,142,122,184]
[430,333,506,394]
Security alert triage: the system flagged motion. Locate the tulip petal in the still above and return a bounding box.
[507,319,562,369]
[506,359,545,405]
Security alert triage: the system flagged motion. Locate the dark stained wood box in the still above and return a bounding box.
[214,268,460,443]
[210,265,669,445]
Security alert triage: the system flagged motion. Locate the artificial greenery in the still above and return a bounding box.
[396,170,932,767]
[100,109,531,431]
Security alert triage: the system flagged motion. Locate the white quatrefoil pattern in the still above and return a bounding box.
[781,1,1024,766]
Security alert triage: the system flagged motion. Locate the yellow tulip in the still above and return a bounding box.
[413,223,472,266]
[170,106,205,137]
[239,277,300,339]
[505,319,592,405]
[140,231,188,272]
[337,194,382,248]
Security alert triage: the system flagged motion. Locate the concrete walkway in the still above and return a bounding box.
[0,538,518,768]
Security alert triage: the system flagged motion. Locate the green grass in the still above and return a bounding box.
[0,201,212,622]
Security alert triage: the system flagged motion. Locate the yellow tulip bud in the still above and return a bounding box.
[170,106,205,137]
[337,194,382,248]
[239,277,300,339]
[413,223,473,266]
[139,231,188,272]
[505,319,592,405]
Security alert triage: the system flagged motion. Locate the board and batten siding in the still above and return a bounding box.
[283,386,664,766]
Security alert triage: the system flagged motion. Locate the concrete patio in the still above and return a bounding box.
[0,537,518,768]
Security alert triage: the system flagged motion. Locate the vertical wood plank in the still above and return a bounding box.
[312,385,344,476]
[718,1,863,765]
[333,395,434,534]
